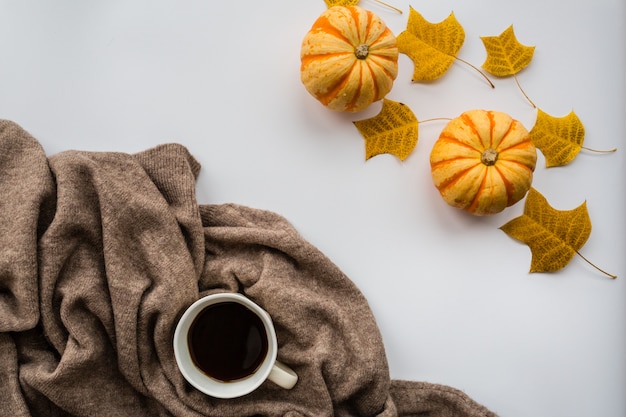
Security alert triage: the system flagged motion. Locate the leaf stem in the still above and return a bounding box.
[419,117,453,124]
[454,57,495,88]
[370,0,403,13]
[514,73,536,108]
[575,250,617,279]
[582,146,617,153]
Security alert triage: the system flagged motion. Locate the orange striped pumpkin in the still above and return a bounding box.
[430,110,537,216]
[300,6,398,112]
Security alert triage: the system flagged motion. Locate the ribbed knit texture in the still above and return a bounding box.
[0,119,497,417]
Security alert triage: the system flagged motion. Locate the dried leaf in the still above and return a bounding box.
[323,0,403,13]
[353,98,418,161]
[397,7,465,81]
[324,0,359,7]
[500,188,591,274]
[480,25,535,77]
[530,109,585,167]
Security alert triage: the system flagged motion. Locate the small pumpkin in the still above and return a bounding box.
[430,110,537,216]
[300,6,399,112]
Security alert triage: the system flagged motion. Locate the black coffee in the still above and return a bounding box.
[187,301,268,382]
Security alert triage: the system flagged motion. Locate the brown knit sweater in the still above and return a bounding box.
[0,119,497,417]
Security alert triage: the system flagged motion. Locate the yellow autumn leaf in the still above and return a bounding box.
[500,188,616,278]
[397,7,465,82]
[323,0,402,13]
[529,109,585,167]
[353,98,418,161]
[324,0,358,7]
[481,25,534,76]
[481,25,536,106]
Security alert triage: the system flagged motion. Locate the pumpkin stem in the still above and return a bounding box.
[481,148,498,166]
[575,250,617,279]
[355,45,369,59]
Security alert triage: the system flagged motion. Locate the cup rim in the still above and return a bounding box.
[173,292,278,398]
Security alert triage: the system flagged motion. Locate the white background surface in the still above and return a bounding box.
[1,1,624,416]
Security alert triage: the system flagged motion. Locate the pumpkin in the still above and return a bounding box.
[430,110,537,216]
[300,6,398,112]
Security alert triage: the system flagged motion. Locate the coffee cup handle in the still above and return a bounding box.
[268,360,298,389]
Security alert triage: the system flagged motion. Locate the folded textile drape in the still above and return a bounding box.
[0,120,497,417]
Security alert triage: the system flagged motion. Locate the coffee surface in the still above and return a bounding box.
[188,301,268,382]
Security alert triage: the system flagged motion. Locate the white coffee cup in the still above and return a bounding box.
[173,292,298,398]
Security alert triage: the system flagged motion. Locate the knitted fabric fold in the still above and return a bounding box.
[0,119,497,417]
